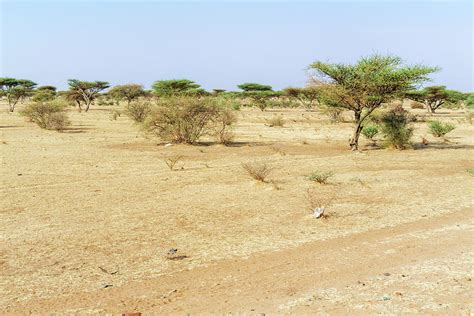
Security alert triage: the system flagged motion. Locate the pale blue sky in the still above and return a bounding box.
[1,0,473,91]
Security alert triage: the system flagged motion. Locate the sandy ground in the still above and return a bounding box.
[1,104,473,314]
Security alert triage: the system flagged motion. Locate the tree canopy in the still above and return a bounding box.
[152,79,206,96]
[108,84,146,105]
[309,54,437,150]
[237,83,273,92]
[405,86,466,113]
[283,86,321,110]
[67,79,110,112]
[0,77,37,111]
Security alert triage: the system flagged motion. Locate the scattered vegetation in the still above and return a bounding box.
[428,120,456,138]
[242,161,272,182]
[307,170,334,184]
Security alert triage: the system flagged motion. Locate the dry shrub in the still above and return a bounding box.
[267,115,285,127]
[213,108,236,145]
[242,161,272,182]
[410,101,425,109]
[144,97,219,144]
[109,109,121,121]
[163,155,184,171]
[124,100,151,123]
[20,101,70,131]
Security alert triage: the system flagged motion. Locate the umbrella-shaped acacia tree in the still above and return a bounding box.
[309,55,437,150]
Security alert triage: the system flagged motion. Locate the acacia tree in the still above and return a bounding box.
[405,86,465,113]
[283,86,321,110]
[309,55,436,150]
[237,83,272,92]
[32,85,57,102]
[237,82,276,111]
[67,79,110,112]
[108,84,146,105]
[0,78,37,111]
[152,79,206,96]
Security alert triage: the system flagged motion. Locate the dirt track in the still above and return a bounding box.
[3,208,472,314]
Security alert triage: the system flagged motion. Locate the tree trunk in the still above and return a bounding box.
[349,111,362,151]
[85,102,91,112]
[425,101,435,114]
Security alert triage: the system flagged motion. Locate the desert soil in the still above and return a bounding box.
[1,105,473,314]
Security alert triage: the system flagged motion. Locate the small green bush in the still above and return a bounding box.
[428,120,455,137]
[380,106,414,150]
[21,101,70,131]
[361,125,379,144]
[307,170,334,184]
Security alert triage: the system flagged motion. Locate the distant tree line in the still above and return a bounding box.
[2,54,473,149]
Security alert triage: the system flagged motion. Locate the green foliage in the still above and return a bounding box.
[464,94,474,109]
[237,83,273,92]
[283,86,321,110]
[67,79,110,112]
[466,168,474,176]
[152,79,206,96]
[241,90,279,111]
[428,120,455,137]
[307,170,334,184]
[124,101,152,123]
[361,125,379,143]
[405,86,466,113]
[380,106,414,149]
[32,89,56,102]
[309,54,436,150]
[20,101,70,131]
[108,84,146,105]
[0,77,37,111]
[143,97,220,144]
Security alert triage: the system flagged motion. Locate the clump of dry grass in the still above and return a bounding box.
[163,155,184,171]
[306,187,336,218]
[242,161,272,182]
[267,115,285,127]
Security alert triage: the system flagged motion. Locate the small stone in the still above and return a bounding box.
[383,272,391,276]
